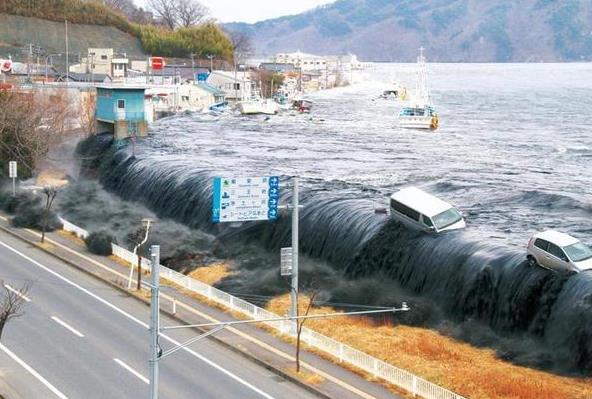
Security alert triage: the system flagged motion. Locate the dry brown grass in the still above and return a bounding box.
[266,295,592,399]
[284,368,325,385]
[57,229,86,246]
[188,263,233,286]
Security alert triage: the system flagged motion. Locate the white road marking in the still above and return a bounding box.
[1,225,376,399]
[4,283,31,302]
[113,358,149,384]
[0,343,68,399]
[51,316,85,338]
[0,239,276,399]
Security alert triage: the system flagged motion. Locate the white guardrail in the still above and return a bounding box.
[60,218,465,399]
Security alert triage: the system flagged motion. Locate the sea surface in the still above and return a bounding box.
[142,62,592,247]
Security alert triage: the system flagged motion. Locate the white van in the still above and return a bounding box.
[389,187,466,233]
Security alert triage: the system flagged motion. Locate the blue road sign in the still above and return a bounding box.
[212,176,280,223]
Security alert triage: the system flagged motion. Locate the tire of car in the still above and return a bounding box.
[526,255,537,267]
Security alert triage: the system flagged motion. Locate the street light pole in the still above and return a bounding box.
[149,245,160,399]
[290,177,299,334]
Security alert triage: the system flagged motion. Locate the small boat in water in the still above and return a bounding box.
[292,99,313,113]
[380,81,407,100]
[398,48,439,130]
[237,89,279,115]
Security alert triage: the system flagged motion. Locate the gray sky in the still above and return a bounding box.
[135,0,335,23]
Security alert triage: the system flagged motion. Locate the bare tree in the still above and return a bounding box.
[40,187,58,244]
[148,0,178,29]
[295,291,318,373]
[176,0,208,27]
[229,30,254,65]
[0,283,30,340]
[0,89,76,178]
[102,0,137,17]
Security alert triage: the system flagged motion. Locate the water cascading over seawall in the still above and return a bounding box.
[78,134,592,373]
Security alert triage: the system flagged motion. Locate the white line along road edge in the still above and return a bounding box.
[51,316,85,338]
[114,358,149,384]
[4,283,31,302]
[0,343,69,399]
[0,239,277,399]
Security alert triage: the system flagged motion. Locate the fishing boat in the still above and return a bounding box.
[398,48,439,130]
[237,89,279,115]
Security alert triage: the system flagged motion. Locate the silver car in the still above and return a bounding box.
[526,230,592,273]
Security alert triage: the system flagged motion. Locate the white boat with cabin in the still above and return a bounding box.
[398,48,439,130]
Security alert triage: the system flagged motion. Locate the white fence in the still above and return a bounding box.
[61,219,465,399]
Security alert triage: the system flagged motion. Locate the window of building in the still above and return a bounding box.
[117,99,125,109]
[101,55,108,60]
[233,83,240,90]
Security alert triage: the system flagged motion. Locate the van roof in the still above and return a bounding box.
[390,187,454,217]
[534,230,580,247]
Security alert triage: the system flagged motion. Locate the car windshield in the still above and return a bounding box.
[432,208,463,230]
[564,242,592,262]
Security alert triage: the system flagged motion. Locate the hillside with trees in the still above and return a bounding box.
[0,0,233,61]
[225,0,592,62]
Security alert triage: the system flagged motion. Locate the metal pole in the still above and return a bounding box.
[65,20,69,86]
[12,177,15,197]
[149,245,160,399]
[290,177,299,334]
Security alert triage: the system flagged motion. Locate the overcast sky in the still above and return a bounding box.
[135,0,335,23]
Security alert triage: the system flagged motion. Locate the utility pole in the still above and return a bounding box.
[65,20,69,85]
[290,177,299,334]
[149,245,160,399]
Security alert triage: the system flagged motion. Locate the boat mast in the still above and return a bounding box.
[416,47,430,106]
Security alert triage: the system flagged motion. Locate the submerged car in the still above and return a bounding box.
[527,230,592,273]
[389,187,466,233]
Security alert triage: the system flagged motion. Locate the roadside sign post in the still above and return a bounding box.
[8,161,17,196]
[290,177,299,335]
[212,176,280,224]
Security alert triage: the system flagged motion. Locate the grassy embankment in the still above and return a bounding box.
[264,294,592,399]
[186,264,592,399]
[0,0,233,60]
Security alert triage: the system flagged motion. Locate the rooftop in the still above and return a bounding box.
[390,187,455,217]
[534,230,580,246]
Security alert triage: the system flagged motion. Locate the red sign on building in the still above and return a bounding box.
[150,57,165,71]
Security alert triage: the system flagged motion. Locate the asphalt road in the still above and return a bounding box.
[0,231,319,399]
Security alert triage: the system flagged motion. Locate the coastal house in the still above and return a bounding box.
[69,48,129,80]
[95,86,149,139]
[206,70,252,101]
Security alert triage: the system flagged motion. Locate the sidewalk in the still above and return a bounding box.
[0,214,403,399]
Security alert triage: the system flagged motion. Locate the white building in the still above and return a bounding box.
[206,70,252,101]
[69,48,129,80]
[274,51,327,71]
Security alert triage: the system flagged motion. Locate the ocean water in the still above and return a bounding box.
[142,62,592,247]
[71,63,592,373]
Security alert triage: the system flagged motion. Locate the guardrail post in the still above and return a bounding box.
[373,358,378,377]
[172,298,176,315]
[207,285,212,298]
[412,375,417,397]
[339,343,344,362]
[230,296,235,309]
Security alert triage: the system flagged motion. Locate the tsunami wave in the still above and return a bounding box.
[77,134,592,374]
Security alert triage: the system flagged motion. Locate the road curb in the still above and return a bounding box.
[0,223,333,399]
